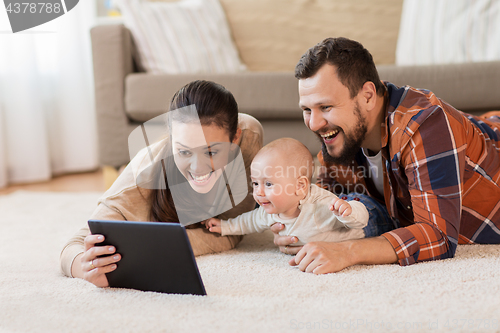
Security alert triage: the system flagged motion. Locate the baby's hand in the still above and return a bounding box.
[329,196,352,217]
[205,218,222,234]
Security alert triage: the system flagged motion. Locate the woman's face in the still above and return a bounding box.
[171,121,233,193]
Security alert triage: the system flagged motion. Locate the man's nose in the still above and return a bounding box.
[308,109,327,132]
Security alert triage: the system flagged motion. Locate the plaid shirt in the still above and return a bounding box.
[317,82,500,266]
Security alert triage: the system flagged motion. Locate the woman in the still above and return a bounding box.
[60,80,263,287]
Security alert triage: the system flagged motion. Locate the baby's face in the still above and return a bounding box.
[250,153,301,219]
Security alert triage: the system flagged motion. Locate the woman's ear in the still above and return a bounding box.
[232,128,242,145]
[296,176,309,196]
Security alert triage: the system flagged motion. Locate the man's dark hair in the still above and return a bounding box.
[295,37,386,98]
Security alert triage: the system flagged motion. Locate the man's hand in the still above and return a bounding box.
[289,236,398,274]
[270,223,302,255]
[289,241,353,274]
[329,196,352,217]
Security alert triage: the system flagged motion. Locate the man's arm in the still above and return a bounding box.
[289,236,397,273]
[381,106,466,265]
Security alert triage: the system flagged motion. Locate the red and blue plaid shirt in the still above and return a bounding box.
[317,82,500,266]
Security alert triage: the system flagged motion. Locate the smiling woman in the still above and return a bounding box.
[171,116,238,195]
[60,80,263,288]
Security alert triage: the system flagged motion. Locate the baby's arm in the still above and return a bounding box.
[329,196,368,229]
[329,197,352,217]
[204,208,272,236]
[205,218,222,234]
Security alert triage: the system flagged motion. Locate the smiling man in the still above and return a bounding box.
[271,37,500,274]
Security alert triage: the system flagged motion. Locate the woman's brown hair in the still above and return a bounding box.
[149,80,239,222]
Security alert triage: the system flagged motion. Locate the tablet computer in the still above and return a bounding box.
[88,220,206,296]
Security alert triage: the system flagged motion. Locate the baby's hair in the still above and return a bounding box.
[257,138,314,182]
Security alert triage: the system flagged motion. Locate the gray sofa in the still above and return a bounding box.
[91,24,500,168]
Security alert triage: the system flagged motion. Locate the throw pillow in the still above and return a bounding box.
[396,0,500,65]
[117,0,246,74]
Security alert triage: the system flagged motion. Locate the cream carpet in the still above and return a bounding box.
[1,191,500,333]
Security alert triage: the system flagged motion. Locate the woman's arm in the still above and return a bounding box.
[60,202,127,286]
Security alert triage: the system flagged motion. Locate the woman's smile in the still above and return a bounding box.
[188,171,214,185]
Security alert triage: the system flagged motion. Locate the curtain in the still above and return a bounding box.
[0,1,98,188]
[396,0,500,65]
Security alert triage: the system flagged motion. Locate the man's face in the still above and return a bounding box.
[299,64,367,165]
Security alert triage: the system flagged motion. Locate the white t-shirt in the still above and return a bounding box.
[362,148,384,196]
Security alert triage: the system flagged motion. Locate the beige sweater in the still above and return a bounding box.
[60,114,263,277]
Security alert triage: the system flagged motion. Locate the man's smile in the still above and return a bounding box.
[318,128,341,145]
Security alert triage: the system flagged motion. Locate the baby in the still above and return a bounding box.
[205,138,369,245]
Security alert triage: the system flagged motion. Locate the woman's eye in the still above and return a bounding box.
[178,150,191,156]
[206,150,218,157]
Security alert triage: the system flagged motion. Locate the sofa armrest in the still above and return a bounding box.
[91,24,136,167]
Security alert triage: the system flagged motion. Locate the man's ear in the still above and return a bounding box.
[360,81,377,111]
[296,176,310,195]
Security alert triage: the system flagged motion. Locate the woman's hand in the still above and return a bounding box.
[270,223,302,255]
[79,234,121,288]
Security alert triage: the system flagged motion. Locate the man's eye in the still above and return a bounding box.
[322,105,332,111]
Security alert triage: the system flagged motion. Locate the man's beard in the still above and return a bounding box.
[319,103,367,166]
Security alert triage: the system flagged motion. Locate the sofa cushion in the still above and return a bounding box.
[125,61,500,123]
[125,72,303,122]
[117,0,246,74]
[219,0,403,71]
[377,61,500,114]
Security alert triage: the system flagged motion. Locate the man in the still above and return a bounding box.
[271,37,500,274]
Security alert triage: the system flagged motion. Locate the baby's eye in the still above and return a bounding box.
[251,181,258,187]
[265,181,273,187]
